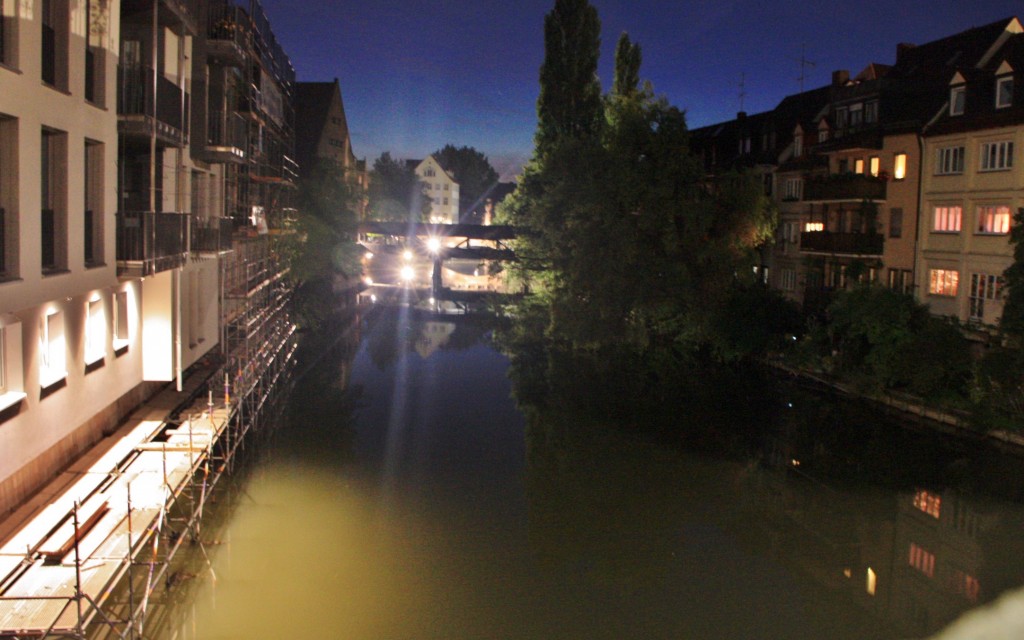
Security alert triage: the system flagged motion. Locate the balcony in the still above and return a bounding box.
[202,110,247,163]
[191,216,235,255]
[800,231,883,257]
[116,211,190,276]
[117,65,190,148]
[122,0,198,36]
[207,2,250,67]
[803,174,886,202]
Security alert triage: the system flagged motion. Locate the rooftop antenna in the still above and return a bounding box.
[738,72,747,112]
[794,44,816,93]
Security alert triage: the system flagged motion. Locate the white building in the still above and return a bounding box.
[414,155,460,224]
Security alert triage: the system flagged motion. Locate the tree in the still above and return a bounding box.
[432,144,499,218]
[1001,206,1024,336]
[366,152,430,222]
[535,0,602,156]
[611,33,641,98]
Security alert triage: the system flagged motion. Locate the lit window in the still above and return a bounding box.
[937,146,965,175]
[977,205,1011,234]
[933,206,962,232]
[913,490,941,518]
[866,568,877,596]
[805,221,824,232]
[970,273,1002,321]
[953,570,980,603]
[980,141,1013,171]
[85,297,104,365]
[909,543,936,578]
[929,269,959,296]
[893,153,907,180]
[996,76,1013,109]
[854,159,864,174]
[869,156,880,177]
[40,309,66,386]
[950,86,965,115]
[113,290,129,349]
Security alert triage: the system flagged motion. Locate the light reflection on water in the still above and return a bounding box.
[164,308,1024,640]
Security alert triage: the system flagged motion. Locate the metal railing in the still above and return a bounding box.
[191,216,235,253]
[207,109,247,149]
[117,65,190,138]
[116,211,190,275]
[800,231,884,256]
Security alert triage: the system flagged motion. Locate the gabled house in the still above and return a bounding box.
[918,20,1024,335]
[412,155,460,224]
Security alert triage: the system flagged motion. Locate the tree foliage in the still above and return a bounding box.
[1001,206,1024,336]
[366,152,429,222]
[611,32,641,98]
[535,0,602,156]
[433,144,500,217]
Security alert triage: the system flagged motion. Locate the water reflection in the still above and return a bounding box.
[159,306,1024,640]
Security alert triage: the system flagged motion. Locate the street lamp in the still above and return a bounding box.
[426,237,441,254]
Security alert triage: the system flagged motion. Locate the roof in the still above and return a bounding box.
[294,79,357,174]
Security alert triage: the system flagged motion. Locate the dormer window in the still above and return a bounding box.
[864,100,879,124]
[996,76,1013,109]
[950,85,965,116]
[793,132,803,158]
[835,107,848,130]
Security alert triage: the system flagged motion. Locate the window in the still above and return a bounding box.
[443,183,449,191]
[41,128,67,272]
[969,273,1002,321]
[0,0,16,68]
[854,158,864,174]
[933,206,962,232]
[838,158,849,173]
[835,107,848,130]
[937,146,965,175]
[0,115,15,280]
[864,100,878,124]
[913,490,941,518]
[784,178,801,200]
[85,297,104,365]
[793,132,803,157]
[41,0,68,90]
[889,208,903,238]
[781,268,796,291]
[929,269,959,296]
[40,309,66,387]
[980,141,1013,171]
[85,0,109,105]
[889,269,912,294]
[950,85,965,115]
[84,141,103,266]
[424,167,435,177]
[869,156,880,177]
[996,76,1013,109]
[849,102,863,127]
[909,543,936,578]
[443,197,448,206]
[952,571,980,603]
[976,205,1011,234]
[113,289,129,349]
[893,153,907,180]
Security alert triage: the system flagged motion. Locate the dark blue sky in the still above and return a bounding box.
[259,0,1022,179]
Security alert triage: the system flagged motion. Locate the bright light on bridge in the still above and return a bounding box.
[426,237,441,254]
[400,265,415,282]
[403,250,413,261]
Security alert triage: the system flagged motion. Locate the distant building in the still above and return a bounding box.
[295,78,368,209]
[413,155,460,224]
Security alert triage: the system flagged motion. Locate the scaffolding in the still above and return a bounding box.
[0,236,297,638]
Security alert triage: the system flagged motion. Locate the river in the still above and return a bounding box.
[161,303,1024,640]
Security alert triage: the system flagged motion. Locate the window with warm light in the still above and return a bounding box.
[933,205,962,232]
[913,490,941,518]
[893,153,907,180]
[909,543,936,578]
[977,205,1011,234]
[950,85,965,115]
[869,156,880,177]
[937,146,965,175]
[805,221,824,232]
[85,298,104,365]
[854,158,864,174]
[969,273,1002,322]
[980,141,1013,171]
[996,76,1013,109]
[866,568,877,596]
[929,269,959,296]
[953,570,981,602]
[40,310,66,386]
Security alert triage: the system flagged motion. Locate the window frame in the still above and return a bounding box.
[950,85,966,116]
[980,140,1014,172]
[969,272,1002,322]
[932,205,962,232]
[976,205,1011,235]
[928,268,959,297]
[893,153,907,180]
[996,75,1013,109]
[936,146,965,175]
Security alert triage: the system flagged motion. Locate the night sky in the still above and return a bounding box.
[259,0,1022,179]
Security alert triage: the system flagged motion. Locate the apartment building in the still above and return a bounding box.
[414,155,460,224]
[0,0,299,518]
[919,26,1024,333]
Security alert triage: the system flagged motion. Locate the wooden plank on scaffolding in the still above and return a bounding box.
[37,495,110,561]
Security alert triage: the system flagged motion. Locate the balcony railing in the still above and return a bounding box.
[803,174,887,202]
[191,216,235,254]
[116,211,190,275]
[207,2,250,66]
[800,231,883,256]
[204,109,247,162]
[117,65,190,147]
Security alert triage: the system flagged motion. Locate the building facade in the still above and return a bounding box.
[414,155,459,224]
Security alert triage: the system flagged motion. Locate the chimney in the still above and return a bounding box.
[896,43,916,62]
[737,111,747,120]
[832,70,849,86]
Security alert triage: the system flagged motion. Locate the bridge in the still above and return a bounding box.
[357,221,518,262]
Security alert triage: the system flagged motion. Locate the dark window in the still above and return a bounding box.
[889,208,903,238]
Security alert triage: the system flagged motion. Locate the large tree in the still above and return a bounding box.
[366,152,430,222]
[432,144,499,218]
[535,0,602,156]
